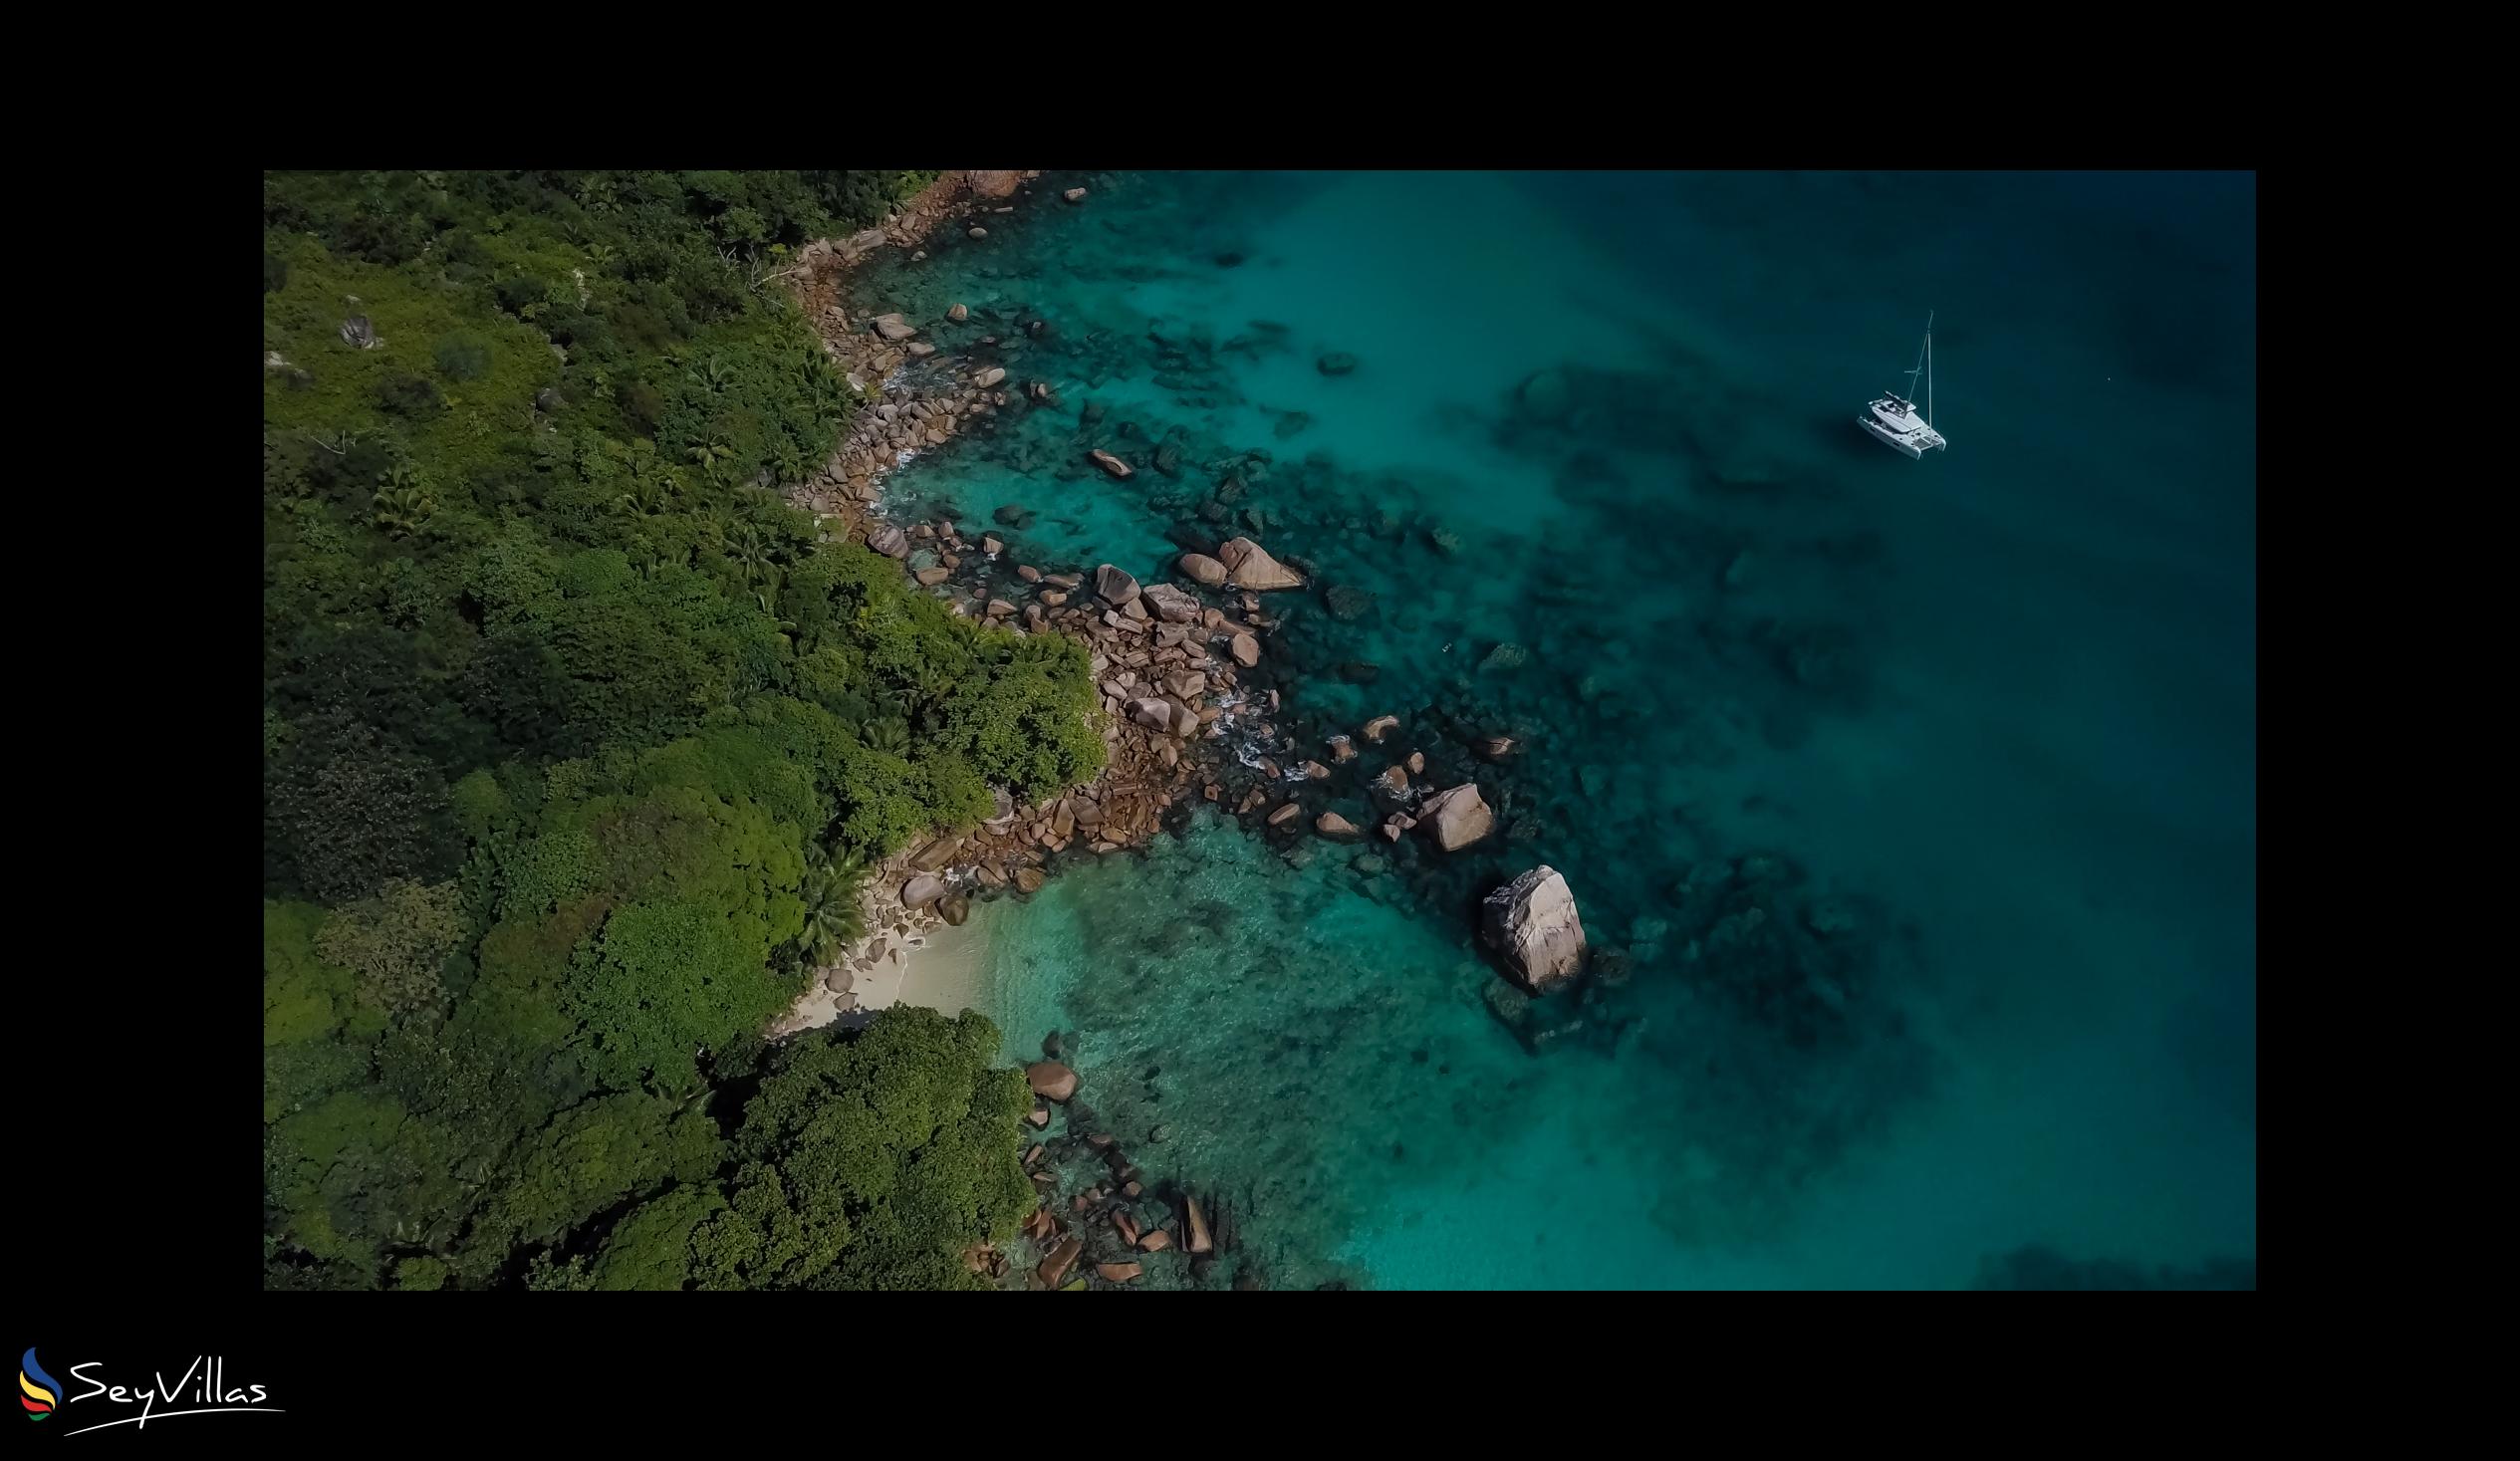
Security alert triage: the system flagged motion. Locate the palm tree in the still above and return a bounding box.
[617,479,669,518]
[863,717,911,756]
[769,438,810,487]
[728,525,782,589]
[794,857,868,970]
[695,505,738,551]
[882,662,957,732]
[373,486,435,538]
[754,589,800,648]
[687,439,735,483]
[692,356,737,396]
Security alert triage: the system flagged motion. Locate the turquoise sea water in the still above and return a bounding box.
[864,171,2255,1290]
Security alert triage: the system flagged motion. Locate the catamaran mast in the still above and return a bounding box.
[1924,310,1934,427]
[1902,310,1932,409]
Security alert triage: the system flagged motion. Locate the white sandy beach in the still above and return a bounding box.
[776,912,994,1036]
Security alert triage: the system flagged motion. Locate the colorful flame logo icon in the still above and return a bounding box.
[20,1348,59,1421]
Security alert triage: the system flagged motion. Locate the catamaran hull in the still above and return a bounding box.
[1858,416,1939,457]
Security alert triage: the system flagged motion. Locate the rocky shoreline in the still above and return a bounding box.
[767,170,1237,1037]
[975,1043,1258,1291]
[765,169,1610,1051]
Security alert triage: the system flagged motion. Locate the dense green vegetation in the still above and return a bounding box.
[263,170,1097,1290]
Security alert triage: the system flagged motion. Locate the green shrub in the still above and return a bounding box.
[433,332,493,382]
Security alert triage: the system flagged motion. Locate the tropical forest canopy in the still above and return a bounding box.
[262,170,1101,1290]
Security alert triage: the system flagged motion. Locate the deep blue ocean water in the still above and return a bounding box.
[858,170,2254,1289]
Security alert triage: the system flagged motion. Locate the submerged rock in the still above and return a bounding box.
[1480,641,1530,673]
[1481,976,1589,1055]
[1324,584,1377,621]
[1481,865,1588,995]
[1515,366,1574,423]
[1318,352,1359,375]
[1806,898,1858,937]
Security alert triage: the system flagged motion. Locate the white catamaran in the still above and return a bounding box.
[1859,312,1947,458]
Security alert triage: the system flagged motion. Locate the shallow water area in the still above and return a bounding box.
[857,169,2256,1289]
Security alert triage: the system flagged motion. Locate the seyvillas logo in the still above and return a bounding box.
[21,1348,60,1421]
[20,1351,282,1435]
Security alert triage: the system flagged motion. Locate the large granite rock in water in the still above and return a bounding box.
[1178,552,1228,588]
[1416,783,1494,852]
[1216,537,1306,591]
[1481,865,1586,994]
[870,313,917,342]
[900,873,949,907]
